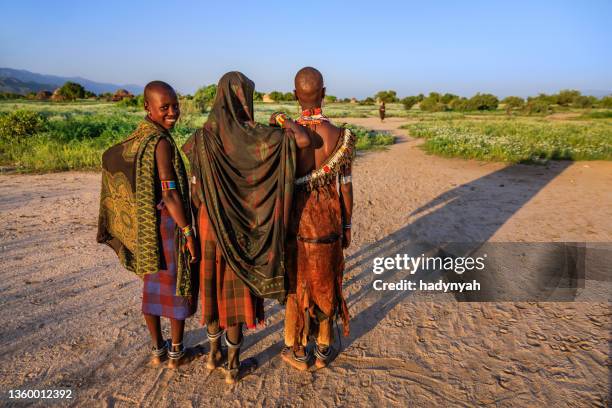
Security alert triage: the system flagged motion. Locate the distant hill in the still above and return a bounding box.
[0,68,144,95]
[0,77,57,94]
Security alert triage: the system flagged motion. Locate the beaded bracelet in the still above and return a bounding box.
[161,180,177,191]
[275,113,287,127]
[343,224,352,230]
[181,225,193,238]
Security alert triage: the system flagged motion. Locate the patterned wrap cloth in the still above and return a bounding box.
[97,118,194,297]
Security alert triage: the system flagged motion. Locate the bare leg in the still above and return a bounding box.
[224,323,257,384]
[168,319,195,369]
[144,314,167,366]
[143,314,163,348]
[206,321,224,370]
[226,323,242,345]
[170,318,184,346]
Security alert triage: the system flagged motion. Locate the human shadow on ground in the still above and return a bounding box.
[235,161,578,371]
[315,160,575,354]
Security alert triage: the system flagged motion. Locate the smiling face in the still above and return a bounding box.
[144,88,180,130]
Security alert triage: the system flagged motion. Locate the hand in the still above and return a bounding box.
[342,228,351,249]
[269,112,287,127]
[186,236,199,263]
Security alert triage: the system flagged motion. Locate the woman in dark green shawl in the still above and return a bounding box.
[182,71,310,384]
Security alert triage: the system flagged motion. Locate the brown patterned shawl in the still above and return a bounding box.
[97,118,194,296]
[182,72,296,300]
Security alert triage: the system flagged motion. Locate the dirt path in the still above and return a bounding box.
[0,117,610,407]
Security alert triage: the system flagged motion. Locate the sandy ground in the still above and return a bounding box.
[0,117,610,407]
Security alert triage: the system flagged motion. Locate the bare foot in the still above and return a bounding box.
[281,347,310,371]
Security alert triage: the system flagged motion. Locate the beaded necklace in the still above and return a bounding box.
[297,107,330,126]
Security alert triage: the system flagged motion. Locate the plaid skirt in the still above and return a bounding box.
[141,206,194,320]
[198,205,264,329]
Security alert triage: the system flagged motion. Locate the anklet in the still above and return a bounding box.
[151,339,169,357]
[168,342,185,360]
[207,329,224,341]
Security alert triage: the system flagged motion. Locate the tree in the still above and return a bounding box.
[468,93,499,111]
[193,84,218,112]
[359,97,375,105]
[267,91,283,102]
[449,97,470,111]
[528,93,556,105]
[375,90,398,103]
[57,81,86,101]
[572,95,596,108]
[324,95,337,103]
[502,96,525,114]
[599,95,612,108]
[441,93,458,104]
[253,91,263,101]
[283,92,295,101]
[419,92,447,112]
[556,89,581,106]
[401,96,419,111]
[524,100,550,114]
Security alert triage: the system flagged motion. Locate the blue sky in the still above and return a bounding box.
[1,0,610,98]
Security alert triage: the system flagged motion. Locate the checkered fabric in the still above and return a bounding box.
[198,205,264,329]
[141,207,194,320]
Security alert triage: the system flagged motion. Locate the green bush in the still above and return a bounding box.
[345,124,394,150]
[556,89,581,106]
[449,97,470,111]
[0,110,47,141]
[193,84,218,112]
[359,97,375,105]
[599,95,612,108]
[501,96,525,112]
[401,96,419,111]
[324,95,337,103]
[419,93,448,112]
[524,100,550,114]
[441,93,458,104]
[375,90,398,103]
[468,93,499,111]
[115,94,144,108]
[406,120,612,162]
[572,95,596,109]
[57,81,86,101]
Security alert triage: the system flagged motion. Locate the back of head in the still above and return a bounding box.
[294,67,324,107]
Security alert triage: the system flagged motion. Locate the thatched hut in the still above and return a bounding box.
[36,91,53,100]
[51,88,64,101]
[262,93,274,103]
[112,89,134,102]
[350,97,357,104]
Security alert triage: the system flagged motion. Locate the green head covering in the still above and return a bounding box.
[184,71,296,300]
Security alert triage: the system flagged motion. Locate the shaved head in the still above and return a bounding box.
[144,80,176,102]
[143,80,179,130]
[294,67,325,107]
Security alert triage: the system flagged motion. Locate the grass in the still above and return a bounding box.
[0,100,394,172]
[576,110,612,120]
[403,117,612,163]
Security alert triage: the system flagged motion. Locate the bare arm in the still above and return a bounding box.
[340,163,353,248]
[155,138,199,261]
[283,118,311,148]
